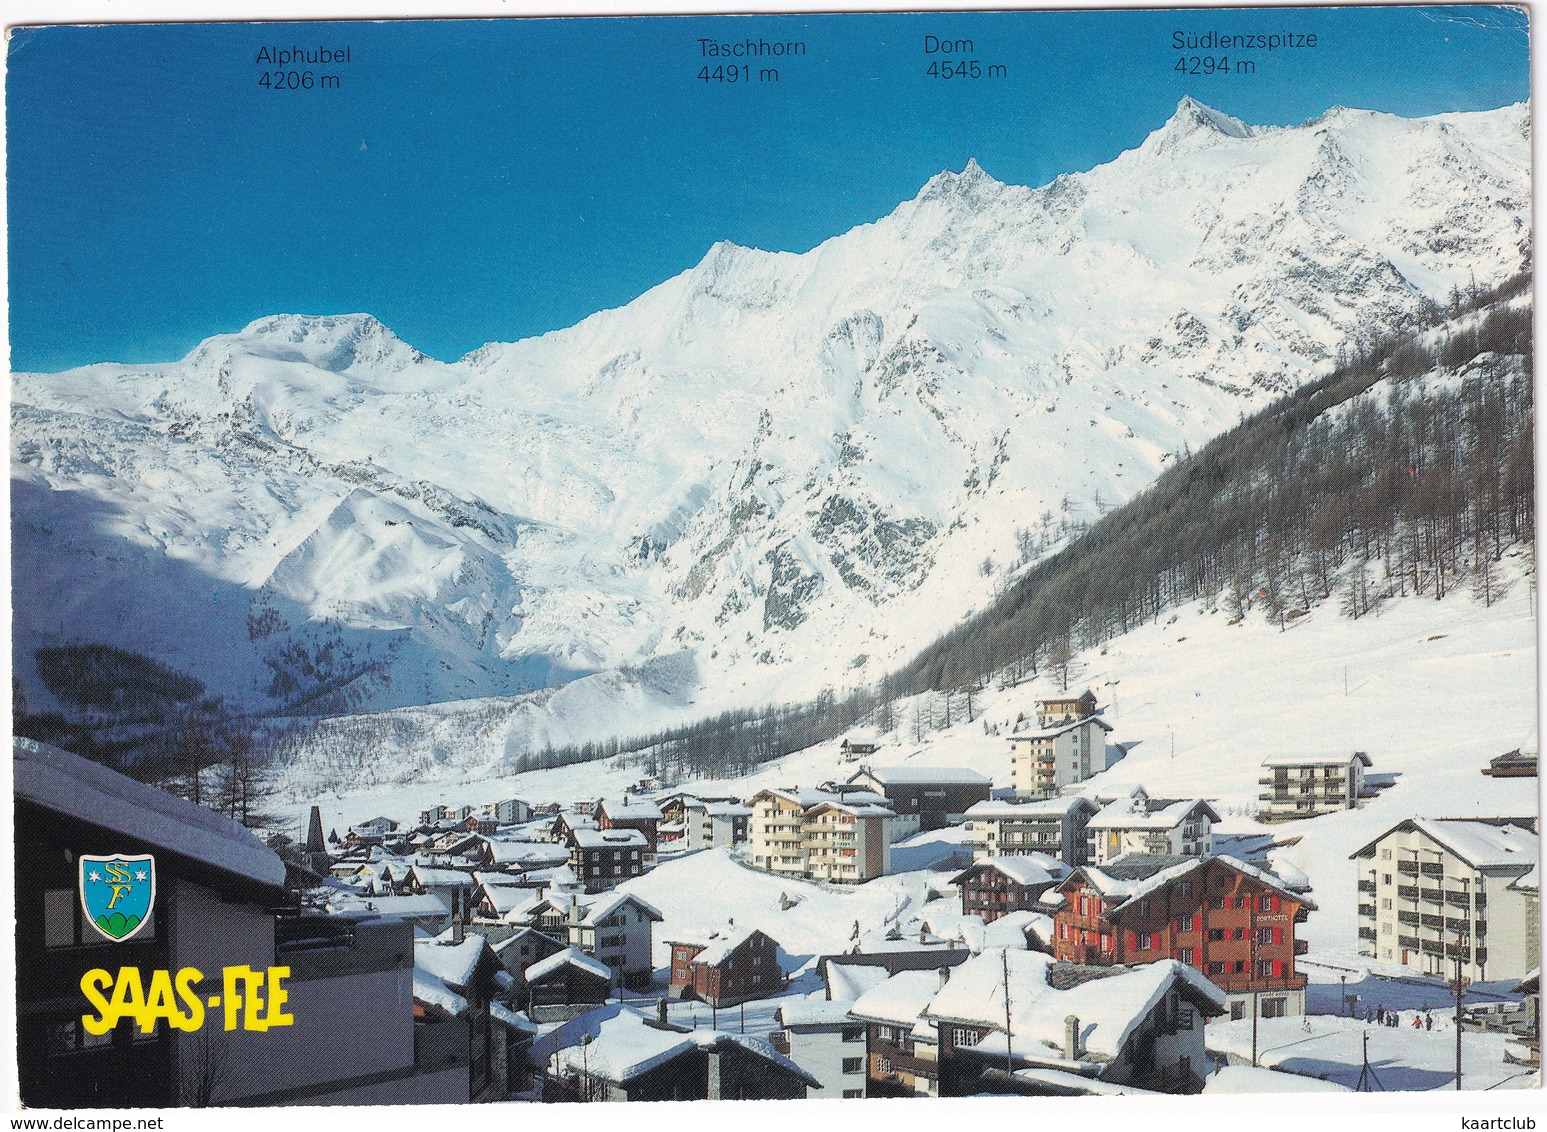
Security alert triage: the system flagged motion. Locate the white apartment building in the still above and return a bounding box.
[1258,752,1372,819]
[964,796,1099,866]
[684,798,753,850]
[1010,694,1113,799]
[773,994,869,1099]
[749,787,895,883]
[1351,817,1539,982]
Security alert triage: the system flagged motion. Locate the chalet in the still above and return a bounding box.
[1482,750,1538,778]
[922,949,1226,1096]
[567,827,650,892]
[1009,709,1114,800]
[522,948,613,1022]
[14,738,464,1107]
[772,993,869,1099]
[565,891,663,989]
[474,882,542,924]
[840,733,881,762]
[540,1004,817,1102]
[460,815,500,836]
[1052,854,1316,1019]
[846,766,993,833]
[1258,752,1373,819]
[1350,817,1538,982]
[492,927,568,983]
[548,810,598,844]
[595,796,664,852]
[683,798,753,850]
[1038,690,1099,725]
[413,925,520,1099]
[965,796,1099,866]
[668,926,783,1006]
[354,815,400,837]
[848,968,948,1096]
[1086,789,1219,862]
[952,854,1070,923]
[420,804,451,824]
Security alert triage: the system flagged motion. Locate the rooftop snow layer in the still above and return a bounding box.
[525,946,612,984]
[14,738,286,890]
[852,766,993,786]
[850,968,947,1026]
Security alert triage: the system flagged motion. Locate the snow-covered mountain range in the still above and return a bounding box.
[12,98,1531,767]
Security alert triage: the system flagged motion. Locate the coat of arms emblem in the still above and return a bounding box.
[79,854,156,942]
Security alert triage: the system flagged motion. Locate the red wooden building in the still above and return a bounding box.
[1051,854,1314,1019]
[667,927,783,1007]
[951,854,1068,923]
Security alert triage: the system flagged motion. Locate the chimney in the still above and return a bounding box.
[1063,1014,1082,1060]
[657,997,669,1026]
[569,893,581,926]
[938,965,951,991]
[452,889,465,944]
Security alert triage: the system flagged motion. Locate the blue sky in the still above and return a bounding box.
[6,7,1530,372]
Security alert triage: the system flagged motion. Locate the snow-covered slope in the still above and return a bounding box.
[13,100,1531,752]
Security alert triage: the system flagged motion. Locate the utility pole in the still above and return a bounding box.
[1454,931,1466,1091]
[1002,949,1014,1077]
[1249,896,1259,1067]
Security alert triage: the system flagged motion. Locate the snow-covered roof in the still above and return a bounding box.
[359,894,450,918]
[1087,796,1220,831]
[14,738,287,892]
[925,951,1224,1061]
[1068,853,1317,912]
[415,929,488,990]
[548,1006,816,1087]
[1012,1066,1162,1096]
[850,969,945,1026]
[489,1000,538,1035]
[667,925,765,967]
[1015,716,1113,740]
[703,802,753,818]
[1261,752,1372,768]
[1510,865,1539,893]
[954,854,1068,888]
[806,800,896,819]
[852,766,992,787]
[824,962,892,1002]
[413,968,467,1017]
[578,890,664,926]
[525,946,612,984]
[777,992,858,1029]
[477,886,533,915]
[569,827,647,850]
[600,798,664,821]
[492,927,564,954]
[965,797,1096,821]
[1412,818,1538,870]
[408,865,478,887]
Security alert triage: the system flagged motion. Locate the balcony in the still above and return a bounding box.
[1397,885,1420,901]
[1358,927,1378,941]
[1358,880,1377,895]
[1358,904,1376,919]
[1398,860,1420,876]
[1294,939,1309,956]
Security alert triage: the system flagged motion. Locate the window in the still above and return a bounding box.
[1258,894,1273,912]
[1258,960,1274,978]
[1207,962,1225,975]
[1234,960,1247,974]
[1232,928,1244,941]
[1233,895,1246,909]
[1177,948,1194,965]
[1177,913,1194,932]
[1137,898,1151,917]
[1257,927,1274,945]
[842,1057,864,1073]
[43,890,75,948]
[1381,848,1392,861]
[954,1027,983,1047]
[1136,932,1153,950]
[1100,934,1113,952]
[843,1089,865,1098]
[1179,881,1193,897]
[1383,874,1393,885]
[841,1026,864,1042]
[1381,898,1392,910]
[878,1057,893,1074]
[1211,897,1226,910]
[1261,997,1288,1019]
[1207,929,1225,942]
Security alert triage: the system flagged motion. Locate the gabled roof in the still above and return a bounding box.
[1014,716,1113,741]
[849,766,992,787]
[805,800,896,819]
[598,798,664,822]
[923,950,1225,1062]
[525,946,612,984]
[415,927,492,990]
[547,1005,818,1087]
[1347,817,1538,871]
[14,738,286,895]
[952,854,1068,888]
[850,969,944,1027]
[578,890,664,926]
[666,925,773,967]
[1087,797,1221,832]
[1063,854,1317,912]
[408,864,478,887]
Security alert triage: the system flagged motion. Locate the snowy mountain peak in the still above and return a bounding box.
[914,158,1007,206]
[1140,97,1256,156]
[195,312,428,374]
